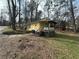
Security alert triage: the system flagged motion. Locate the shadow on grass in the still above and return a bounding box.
[2,30,32,35]
[48,33,79,44]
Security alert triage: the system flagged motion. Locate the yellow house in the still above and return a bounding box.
[27,21,41,31]
[27,19,56,32]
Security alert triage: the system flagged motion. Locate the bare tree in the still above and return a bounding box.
[7,0,12,27]
[18,0,21,27]
[70,0,76,32]
[7,0,18,30]
[34,0,41,20]
[28,0,37,22]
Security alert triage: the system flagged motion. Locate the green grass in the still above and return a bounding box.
[46,33,79,59]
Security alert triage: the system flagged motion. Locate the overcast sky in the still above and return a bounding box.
[0,0,7,12]
[0,0,79,12]
[0,0,79,19]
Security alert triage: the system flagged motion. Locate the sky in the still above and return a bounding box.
[0,0,45,13]
[0,0,79,12]
[0,0,7,12]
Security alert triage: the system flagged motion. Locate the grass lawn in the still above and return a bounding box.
[2,27,79,59]
[2,27,31,35]
[2,27,23,35]
[46,33,79,59]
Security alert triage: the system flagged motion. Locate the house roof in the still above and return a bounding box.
[26,18,57,25]
[40,20,57,24]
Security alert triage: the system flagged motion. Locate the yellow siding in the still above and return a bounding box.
[28,23,41,31]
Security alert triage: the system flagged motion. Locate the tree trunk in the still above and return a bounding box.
[11,0,16,30]
[7,0,17,30]
[35,8,37,20]
[7,0,12,27]
[35,5,38,21]
[31,11,33,22]
[70,0,76,32]
[19,0,21,28]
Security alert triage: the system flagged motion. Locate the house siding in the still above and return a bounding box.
[27,23,41,31]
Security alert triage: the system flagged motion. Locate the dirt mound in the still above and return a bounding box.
[0,34,56,59]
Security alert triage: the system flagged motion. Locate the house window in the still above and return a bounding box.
[44,23,49,27]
